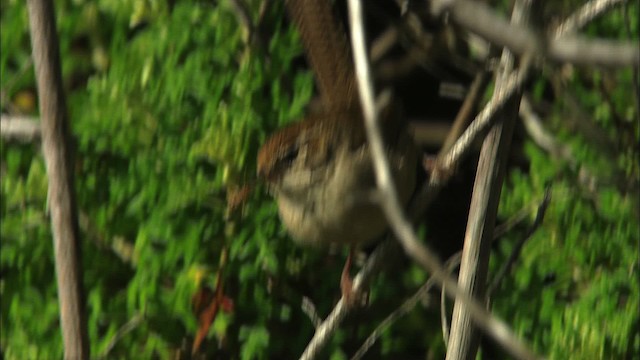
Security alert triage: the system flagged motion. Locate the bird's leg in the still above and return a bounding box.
[340,245,367,307]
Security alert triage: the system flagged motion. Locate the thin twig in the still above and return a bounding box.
[554,0,626,37]
[430,56,532,185]
[228,0,254,43]
[440,275,450,346]
[519,96,574,164]
[301,296,322,328]
[493,207,531,241]
[370,27,399,63]
[350,254,462,360]
[300,240,396,360]
[441,71,490,153]
[99,313,144,359]
[373,12,476,82]
[487,188,552,297]
[0,115,41,142]
[256,0,272,27]
[522,90,635,194]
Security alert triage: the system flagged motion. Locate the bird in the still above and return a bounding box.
[256,0,418,304]
[257,102,417,303]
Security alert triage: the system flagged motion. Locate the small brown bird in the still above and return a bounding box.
[257,0,418,303]
[257,104,417,302]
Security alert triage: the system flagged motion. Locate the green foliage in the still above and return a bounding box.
[492,5,639,359]
[1,0,638,359]
[1,0,315,358]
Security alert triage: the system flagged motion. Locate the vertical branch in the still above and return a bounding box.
[26,0,89,358]
[445,1,530,359]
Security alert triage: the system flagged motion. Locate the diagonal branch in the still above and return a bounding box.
[299,239,396,360]
[554,0,626,37]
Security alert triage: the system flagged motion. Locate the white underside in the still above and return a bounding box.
[275,134,417,247]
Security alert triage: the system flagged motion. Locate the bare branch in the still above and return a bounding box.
[432,57,532,185]
[487,188,552,297]
[492,200,537,240]
[351,254,462,360]
[26,0,89,358]
[430,0,638,67]
[370,26,399,63]
[0,115,40,142]
[554,0,626,37]
[99,313,144,359]
[228,0,254,43]
[410,121,454,148]
[519,96,574,163]
[300,240,396,360]
[301,296,322,329]
[441,71,490,153]
[440,273,451,346]
[446,0,530,356]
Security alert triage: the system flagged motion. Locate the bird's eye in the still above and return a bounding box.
[279,145,299,166]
